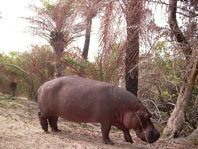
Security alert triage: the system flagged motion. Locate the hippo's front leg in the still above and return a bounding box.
[38,111,48,132]
[114,123,133,143]
[101,123,113,145]
[123,130,133,143]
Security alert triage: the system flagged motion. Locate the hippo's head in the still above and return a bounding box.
[123,103,160,143]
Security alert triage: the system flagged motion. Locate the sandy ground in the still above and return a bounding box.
[0,96,196,149]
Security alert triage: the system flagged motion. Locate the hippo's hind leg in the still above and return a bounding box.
[114,123,133,143]
[48,116,61,132]
[38,111,48,132]
[101,123,113,145]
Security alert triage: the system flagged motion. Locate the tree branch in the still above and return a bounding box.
[168,0,192,59]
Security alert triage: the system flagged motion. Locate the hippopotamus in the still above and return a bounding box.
[37,76,160,144]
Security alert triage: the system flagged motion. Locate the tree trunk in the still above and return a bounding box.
[163,61,198,137]
[82,16,93,59]
[163,0,198,137]
[54,50,63,78]
[167,0,192,59]
[55,62,62,78]
[124,0,142,96]
[10,82,17,97]
[50,31,65,78]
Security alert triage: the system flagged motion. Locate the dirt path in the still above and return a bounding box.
[0,96,195,149]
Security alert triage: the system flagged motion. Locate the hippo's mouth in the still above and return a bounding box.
[135,129,160,143]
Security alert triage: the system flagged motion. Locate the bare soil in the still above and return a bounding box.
[0,95,196,149]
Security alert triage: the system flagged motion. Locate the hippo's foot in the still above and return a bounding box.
[103,139,114,145]
[44,130,49,133]
[52,128,61,132]
[125,138,133,144]
[124,131,133,144]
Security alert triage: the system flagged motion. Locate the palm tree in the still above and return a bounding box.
[79,0,101,59]
[123,0,143,96]
[91,0,142,96]
[26,0,84,77]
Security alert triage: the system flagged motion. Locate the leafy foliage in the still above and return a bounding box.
[61,42,125,85]
[0,46,55,99]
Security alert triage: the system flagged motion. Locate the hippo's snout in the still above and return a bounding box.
[135,123,160,143]
[147,129,160,143]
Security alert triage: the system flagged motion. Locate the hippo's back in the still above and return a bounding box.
[39,76,113,92]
